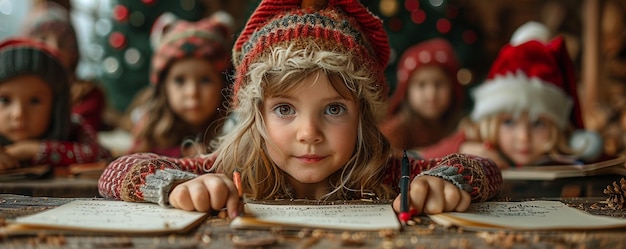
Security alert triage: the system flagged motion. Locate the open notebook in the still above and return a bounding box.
[429,200,626,231]
[501,156,626,180]
[230,203,401,231]
[1,200,208,236]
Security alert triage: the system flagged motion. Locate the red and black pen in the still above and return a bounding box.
[398,150,411,224]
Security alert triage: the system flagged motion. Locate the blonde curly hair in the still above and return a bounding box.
[210,43,393,200]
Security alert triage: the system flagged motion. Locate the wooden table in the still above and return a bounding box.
[0,177,99,198]
[1,194,626,249]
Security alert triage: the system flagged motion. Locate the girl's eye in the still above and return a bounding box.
[174,76,185,85]
[325,104,346,116]
[200,76,212,84]
[415,81,427,89]
[272,104,295,116]
[29,97,42,105]
[531,119,547,128]
[501,117,515,126]
[0,96,9,105]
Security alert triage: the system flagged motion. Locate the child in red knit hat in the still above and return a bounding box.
[0,38,111,174]
[380,38,466,153]
[22,1,107,132]
[98,0,501,219]
[420,21,603,168]
[125,13,233,158]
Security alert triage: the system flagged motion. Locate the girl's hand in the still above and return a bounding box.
[5,140,40,161]
[0,149,20,172]
[459,142,510,169]
[168,173,241,218]
[392,175,471,215]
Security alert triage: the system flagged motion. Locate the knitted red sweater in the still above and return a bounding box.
[98,152,501,206]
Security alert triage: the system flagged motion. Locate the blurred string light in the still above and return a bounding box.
[379,0,478,46]
[373,0,478,88]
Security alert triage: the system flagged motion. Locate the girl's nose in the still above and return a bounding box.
[184,81,200,97]
[515,124,531,142]
[296,115,323,144]
[10,103,24,121]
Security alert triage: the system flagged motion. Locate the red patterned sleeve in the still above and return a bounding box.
[33,115,111,167]
[383,153,502,202]
[98,153,213,206]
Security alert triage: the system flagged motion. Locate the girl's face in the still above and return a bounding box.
[262,72,359,197]
[165,57,224,127]
[497,112,552,166]
[407,65,452,119]
[0,75,53,141]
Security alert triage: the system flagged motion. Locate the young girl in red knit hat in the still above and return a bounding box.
[22,1,107,132]
[0,38,111,174]
[380,38,466,154]
[420,21,603,168]
[98,0,502,219]
[126,13,233,158]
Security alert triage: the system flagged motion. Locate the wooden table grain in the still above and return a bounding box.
[1,194,626,249]
[0,177,99,198]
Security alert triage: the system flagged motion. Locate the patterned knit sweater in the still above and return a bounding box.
[33,114,112,167]
[98,153,502,206]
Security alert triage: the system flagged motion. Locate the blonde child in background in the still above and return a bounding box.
[98,0,502,219]
[0,38,111,173]
[419,21,603,168]
[126,14,233,158]
[22,1,107,131]
[380,38,466,153]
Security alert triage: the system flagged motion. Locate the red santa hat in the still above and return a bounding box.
[470,21,583,130]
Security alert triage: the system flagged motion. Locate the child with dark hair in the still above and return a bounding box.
[0,38,111,173]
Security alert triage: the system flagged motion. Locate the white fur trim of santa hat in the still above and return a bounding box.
[510,21,550,46]
[470,70,573,128]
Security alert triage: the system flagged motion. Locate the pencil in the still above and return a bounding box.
[233,171,243,198]
[233,170,244,217]
[399,150,411,224]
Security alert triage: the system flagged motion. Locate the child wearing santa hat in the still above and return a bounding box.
[419,21,603,168]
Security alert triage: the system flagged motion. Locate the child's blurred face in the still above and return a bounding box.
[497,112,552,166]
[407,65,452,119]
[165,57,224,127]
[262,72,358,195]
[0,75,52,141]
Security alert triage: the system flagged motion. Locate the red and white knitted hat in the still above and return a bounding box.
[150,13,233,86]
[470,21,583,130]
[231,0,390,100]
